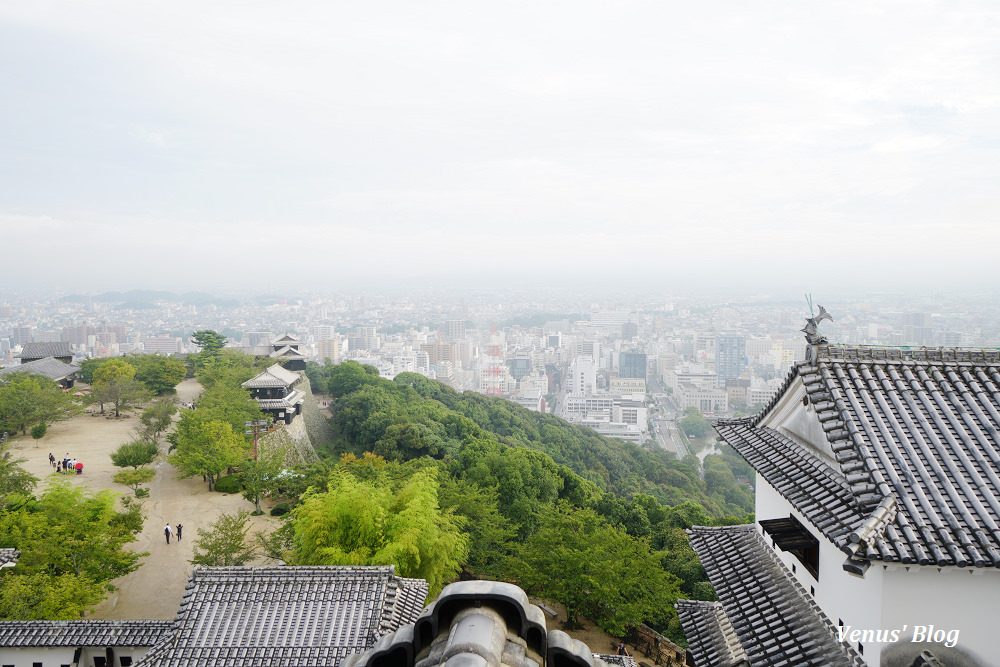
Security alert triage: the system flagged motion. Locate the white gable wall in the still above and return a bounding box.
[757,376,837,464]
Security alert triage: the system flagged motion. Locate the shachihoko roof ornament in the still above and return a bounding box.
[801,294,833,346]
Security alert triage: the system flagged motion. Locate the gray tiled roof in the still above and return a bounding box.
[0,356,79,381]
[675,600,748,667]
[687,525,864,667]
[137,565,427,667]
[0,548,19,566]
[342,581,609,667]
[15,341,73,360]
[714,423,861,551]
[242,364,301,389]
[0,620,173,647]
[718,344,1000,569]
[270,345,306,360]
[256,389,305,411]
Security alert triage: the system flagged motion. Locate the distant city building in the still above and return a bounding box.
[311,325,336,341]
[244,331,275,347]
[11,325,32,346]
[143,336,183,355]
[567,356,597,395]
[317,338,340,363]
[619,352,647,379]
[609,377,646,400]
[715,332,747,387]
[444,319,466,342]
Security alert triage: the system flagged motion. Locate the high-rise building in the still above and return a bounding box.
[312,325,336,341]
[245,332,275,347]
[445,320,466,342]
[12,325,32,346]
[318,338,340,363]
[716,333,747,387]
[619,352,647,379]
[567,356,597,395]
[144,335,183,354]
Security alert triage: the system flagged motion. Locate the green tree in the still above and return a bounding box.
[678,407,711,439]
[0,572,103,620]
[169,420,248,491]
[513,504,682,634]
[90,359,150,418]
[292,467,468,596]
[0,478,147,618]
[191,330,228,355]
[113,467,155,496]
[190,510,258,566]
[30,422,47,446]
[437,476,516,577]
[239,443,289,514]
[327,360,381,398]
[0,444,37,506]
[110,439,159,469]
[136,398,177,443]
[0,372,79,435]
[129,354,186,395]
[189,330,228,369]
[78,357,112,385]
[168,381,262,449]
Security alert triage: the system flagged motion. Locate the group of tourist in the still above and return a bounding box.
[49,451,82,475]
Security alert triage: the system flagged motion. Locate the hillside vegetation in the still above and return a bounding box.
[300,360,754,642]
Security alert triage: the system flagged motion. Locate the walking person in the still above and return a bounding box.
[175,523,183,541]
[49,453,55,468]
[164,523,173,544]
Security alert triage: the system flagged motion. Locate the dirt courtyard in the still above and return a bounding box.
[6,378,274,620]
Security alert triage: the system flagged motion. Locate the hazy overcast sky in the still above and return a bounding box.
[1,2,998,296]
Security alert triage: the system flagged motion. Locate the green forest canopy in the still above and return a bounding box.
[298,360,754,642]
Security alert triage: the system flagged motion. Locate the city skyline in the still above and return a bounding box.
[2,2,999,294]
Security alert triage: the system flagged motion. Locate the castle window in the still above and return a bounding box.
[760,515,820,580]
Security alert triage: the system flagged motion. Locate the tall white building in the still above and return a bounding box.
[567,356,597,395]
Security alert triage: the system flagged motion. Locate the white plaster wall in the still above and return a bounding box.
[879,566,999,666]
[0,645,149,666]
[756,476,884,665]
[0,646,74,666]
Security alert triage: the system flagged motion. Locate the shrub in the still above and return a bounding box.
[110,439,159,469]
[214,475,242,494]
[270,503,290,517]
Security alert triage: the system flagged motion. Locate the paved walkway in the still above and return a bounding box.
[7,378,275,619]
